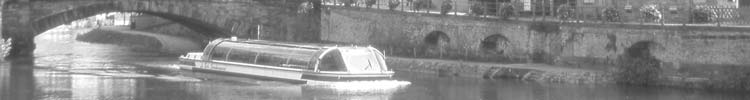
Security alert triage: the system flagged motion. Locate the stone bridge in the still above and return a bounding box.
[1,0,321,58]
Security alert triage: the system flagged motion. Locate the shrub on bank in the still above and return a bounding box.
[602,7,621,22]
[499,4,515,20]
[388,0,400,10]
[412,0,433,11]
[556,4,574,21]
[470,3,484,16]
[440,0,453,15]
[639,5,662,22]
[365,0,377,8]
[690,7,717,23]
[342,0,355,7]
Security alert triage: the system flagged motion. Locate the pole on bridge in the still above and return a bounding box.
[401,0,404,11]
[257,25,262,40]
[453,0,457,16]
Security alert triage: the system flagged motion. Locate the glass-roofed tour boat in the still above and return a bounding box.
[178,38,394,83]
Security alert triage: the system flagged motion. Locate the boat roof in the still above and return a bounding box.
[219,39,370,50]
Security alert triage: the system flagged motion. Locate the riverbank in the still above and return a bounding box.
[387,57,614,84]
[387,56,750,91]
[76,26,202,54]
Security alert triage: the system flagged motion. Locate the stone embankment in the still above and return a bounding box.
[323,7,750,90]
[387,56,750,90]
[387,57,614,84]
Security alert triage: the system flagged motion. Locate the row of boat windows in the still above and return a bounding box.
[209,42,347,71]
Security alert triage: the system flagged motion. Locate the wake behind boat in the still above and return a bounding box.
[179,38,394,83]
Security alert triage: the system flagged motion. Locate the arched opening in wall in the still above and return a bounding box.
[480,34,510,54]
[424,31,450,46]
[625,41,660,59]
[618,41,663,85]
[421,31,450,58]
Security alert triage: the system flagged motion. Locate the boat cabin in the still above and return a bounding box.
[188,39,393,82]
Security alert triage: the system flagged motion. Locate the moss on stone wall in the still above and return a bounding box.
[614,56,661,85]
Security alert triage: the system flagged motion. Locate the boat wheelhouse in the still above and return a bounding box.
[180,39,394,83]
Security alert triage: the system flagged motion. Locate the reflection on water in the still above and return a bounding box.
[2,28,750,100]
[1,61,36,100]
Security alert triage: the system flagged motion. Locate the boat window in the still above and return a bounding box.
[283,57,311,69]
[228,49,258,63]
[318,50,346,71]
[210,46,231,61]
[256,53,286,66]
[214,41,317,69]
[340,48,384,72]
[372,49,389,71]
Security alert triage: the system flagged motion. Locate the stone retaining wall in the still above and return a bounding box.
[386,57,614,84]
[326,7,750,90]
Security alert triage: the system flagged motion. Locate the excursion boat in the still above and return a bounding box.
[179,38,394,83]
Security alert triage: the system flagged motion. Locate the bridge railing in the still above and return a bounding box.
[322,0,750,27]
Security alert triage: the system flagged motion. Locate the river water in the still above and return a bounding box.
[1,28,750,100]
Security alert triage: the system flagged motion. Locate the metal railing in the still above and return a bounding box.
[323,0,750,27]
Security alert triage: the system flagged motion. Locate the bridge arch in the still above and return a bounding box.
[480,34,510,54]
[618,41,664,85]
[423,31,450,46]
[28,3,228,38]
[624,41,662,59]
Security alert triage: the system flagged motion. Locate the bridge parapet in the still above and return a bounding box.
[321,0,750,27]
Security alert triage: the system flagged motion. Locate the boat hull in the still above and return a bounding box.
[186,60,394,83]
